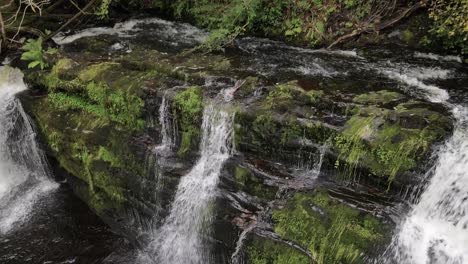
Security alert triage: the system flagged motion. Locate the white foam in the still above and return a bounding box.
[295,63,340,77]
[53,17,207,46]
[414,52,462,63]
[382,69,450,103]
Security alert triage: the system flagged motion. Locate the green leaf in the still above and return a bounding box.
[316,21,325,34]
[28,61,41,69]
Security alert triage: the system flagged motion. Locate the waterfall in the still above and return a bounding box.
[154,95,174,155]
[380,66,468,263]
[0,66,57,234]
[140,104,234,264]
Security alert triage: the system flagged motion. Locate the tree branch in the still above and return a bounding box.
[328,2,423,49]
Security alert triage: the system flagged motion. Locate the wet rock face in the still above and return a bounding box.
[19,18,465,263]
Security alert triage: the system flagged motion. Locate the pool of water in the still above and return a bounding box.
[0,183,130,264]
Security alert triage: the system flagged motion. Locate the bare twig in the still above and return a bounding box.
[0,11,7,44]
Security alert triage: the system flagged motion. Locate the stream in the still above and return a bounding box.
[1,17,468,264]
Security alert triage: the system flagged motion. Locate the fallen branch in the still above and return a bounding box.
[45,0,98,41]
[328,2,422,49]
[7,26,46,38]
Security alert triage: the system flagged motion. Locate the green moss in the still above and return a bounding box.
[173,87,204,156]
[270,191,386,264]
[402,29,414,44]
[266,84,296,109]
[307,89,324,104]
[248,236,310,264]
[353,90,404,105]
[97,146,123,168]
[48,80,144,129]
[78,62,118,81]
[29,96,147,214]
[334,103,450,185]
[234,165,276,200]
[212,58,231,71]
[281,118,303,145]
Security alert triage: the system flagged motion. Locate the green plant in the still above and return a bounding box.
[21,38,56,69]
[173,87,204,156]
[96,0,112,18]
[427,0,468,54]
[270,191,386,264]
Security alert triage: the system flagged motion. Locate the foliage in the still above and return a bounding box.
[248,237,310,264]
[165,0,394,49]
[20,38,57,69]
[333,100,450,186]
[47,80,144,129]
[173,87,204,156]
[426,0,468,54]
[96,0,113,18]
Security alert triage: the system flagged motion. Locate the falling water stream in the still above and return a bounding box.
[154,94,175,158]
[379,74,468,263]
[140,104,234,264]
[0,66,57,234]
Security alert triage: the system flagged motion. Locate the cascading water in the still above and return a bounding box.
[379,66,468,263]
[154,95,174,155]
[140,104,234,264]
[0,66,57,234]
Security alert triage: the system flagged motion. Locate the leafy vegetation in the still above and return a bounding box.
[252,191,387,264]
[426,0,468,54]
[48,80,144,129]
[173,87,204,156]
[20,38,57,69]
[334,99,450,186]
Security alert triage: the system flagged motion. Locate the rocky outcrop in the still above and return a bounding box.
[17,19,455,263]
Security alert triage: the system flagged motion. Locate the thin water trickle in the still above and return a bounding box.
[140,105,234,264]
[154,95,174,156]
[0,66,57,234]
[230,224,255,264]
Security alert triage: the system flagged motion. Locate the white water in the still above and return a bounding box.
[380,63,468,263]
[140,105,234,264]
[379,65,451,103]
[0,66,57,234]
[154,95,174,155]
[414,52,462,63]
[53,17,207,46]
[230,224,255,264]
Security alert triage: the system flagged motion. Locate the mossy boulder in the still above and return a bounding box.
[247,190,388,264]
[24,95,146,217]
[234,81,335,164]
[334,95,452,185]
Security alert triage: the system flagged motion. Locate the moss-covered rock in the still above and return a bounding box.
[334,96,452,185]
[248,236,310,264]
[352,90,405,106]
[27,96,146,215]
[232,165,277,200]
[252,190,388,264]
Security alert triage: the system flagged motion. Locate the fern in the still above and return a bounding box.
[20,38,56,70]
